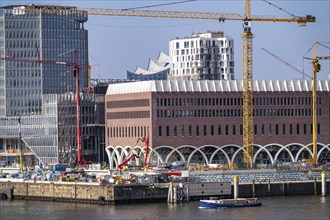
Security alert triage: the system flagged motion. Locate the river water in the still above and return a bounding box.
[0,195,329,220]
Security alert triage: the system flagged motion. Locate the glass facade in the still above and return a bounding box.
[0,5,88,117]
[0,5,102,166]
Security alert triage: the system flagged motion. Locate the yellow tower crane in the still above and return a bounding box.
[24,2,316,168]
[303,43,330,164]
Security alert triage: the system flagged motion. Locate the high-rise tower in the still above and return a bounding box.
[0,5,88,117]
[0,5,93,165]
[169,31,234,80]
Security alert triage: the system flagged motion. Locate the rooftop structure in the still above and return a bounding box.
[127,52,170,81]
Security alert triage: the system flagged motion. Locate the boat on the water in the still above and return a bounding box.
[199,198,262,208]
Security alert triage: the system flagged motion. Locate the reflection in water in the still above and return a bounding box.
[0,195,329,220]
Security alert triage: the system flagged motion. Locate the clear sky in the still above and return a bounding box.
[2,0,330,80]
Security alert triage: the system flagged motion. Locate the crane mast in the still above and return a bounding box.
[304,43,330,164]
[23,2,315,168]
[242,0,254,168]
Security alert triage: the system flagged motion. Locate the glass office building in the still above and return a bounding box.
[0,5,104,166]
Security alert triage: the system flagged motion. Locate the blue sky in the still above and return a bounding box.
[2,0,329,80]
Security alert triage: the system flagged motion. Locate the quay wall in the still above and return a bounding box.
[0,179,329,204]
[237,180,330,198]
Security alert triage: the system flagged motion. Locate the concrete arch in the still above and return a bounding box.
[317,145,330,162]
[207,146,231,165]
[186,146,210,166]
[253,144,274,164]
[227,144,245,164]
[274,144,295,162]
[293,143,313,162]
[146,148,164,164]
[152,145,180,163]
[160,146,186,163]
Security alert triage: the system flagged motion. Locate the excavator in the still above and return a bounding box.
[117,134,149,169]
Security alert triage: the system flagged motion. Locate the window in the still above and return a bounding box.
[254,124,257,135]
[261,124,265,136]
[174,126,177,137]
[282,124,286,135]
[290,124,293,135]
[303,124,307,135]
[211,125,214,136]
[203,125,207,136]
[218,125,221,135]
[232,125,236,136]
[158,126,162,137]
[196,125,200,136]
[166,126,170,137]
[225,125,229,135]
[275,124,279,135]
[181,125,185,136]
[189,125,192,137]
[296,124,300,135]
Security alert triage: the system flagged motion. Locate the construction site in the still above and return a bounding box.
[0,1,330,204]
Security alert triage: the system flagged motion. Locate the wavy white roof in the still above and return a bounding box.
[106,80,330,95]
[132,51,170,75]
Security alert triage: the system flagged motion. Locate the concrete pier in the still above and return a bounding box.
[0,178,329,204]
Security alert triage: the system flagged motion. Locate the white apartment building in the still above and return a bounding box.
[169,31,234,80]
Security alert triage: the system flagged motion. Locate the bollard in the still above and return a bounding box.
[167,182,173,204]
[173,185,177,204]
[314,177,317,195]
[252,179,255,197]
[321,171,326,197]
[268,178,271,194]
[234,176,239,199]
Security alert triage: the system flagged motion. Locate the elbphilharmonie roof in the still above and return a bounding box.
[106,80,330,95]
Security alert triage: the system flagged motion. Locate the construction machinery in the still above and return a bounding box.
[24,2,315,168]
[117,135,149,169]
[303,42,330,164]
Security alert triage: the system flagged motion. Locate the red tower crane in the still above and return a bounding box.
[1,48,85,166]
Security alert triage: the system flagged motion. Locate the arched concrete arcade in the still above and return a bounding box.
[105,143,330,169]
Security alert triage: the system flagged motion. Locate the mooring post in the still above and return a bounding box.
[268,178,271,194]
[167,182,173,204]
[321,171,326,197]
[252,179,255,197]
[234,175,239,199]
[314,177,317,195]
[173,185,177,204]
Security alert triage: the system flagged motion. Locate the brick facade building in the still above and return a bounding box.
[105,80,330,168]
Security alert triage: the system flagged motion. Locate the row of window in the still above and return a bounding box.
[107,111,150,119]
[107,99,149,109]
[158,123,321,137]
[156,108,321,118]
[156,97,321,107]
[107,126,149,138]
[174,39,232,49]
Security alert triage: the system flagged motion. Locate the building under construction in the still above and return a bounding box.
[0,5,106,166]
